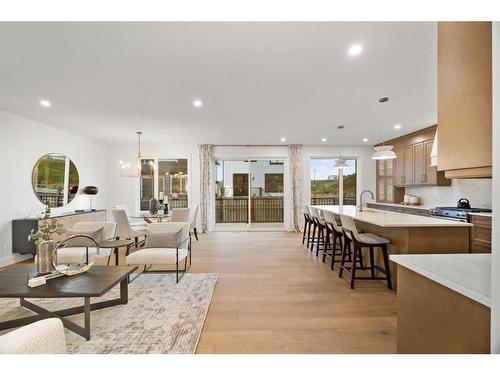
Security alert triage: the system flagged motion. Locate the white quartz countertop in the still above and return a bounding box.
[390,254,491,307]
[369,202,432,211]
[468,212,493,218]
[313,205,473,228]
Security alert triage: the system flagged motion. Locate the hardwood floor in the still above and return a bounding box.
[191,231,397,354]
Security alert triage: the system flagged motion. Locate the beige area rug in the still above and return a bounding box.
[0,273,218,354]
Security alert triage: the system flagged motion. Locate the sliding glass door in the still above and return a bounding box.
[215,159,285,231]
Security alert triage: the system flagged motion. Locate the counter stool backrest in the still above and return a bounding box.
[308,206,320,219]
[322,210,342,232]
[303,205,311,215]
[339,214,362,242]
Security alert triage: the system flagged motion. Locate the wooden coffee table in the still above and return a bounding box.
[0,265,137,340]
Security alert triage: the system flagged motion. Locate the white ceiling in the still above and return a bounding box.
[0,22,437,145]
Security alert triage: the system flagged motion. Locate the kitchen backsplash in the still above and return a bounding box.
[405,179,492,208]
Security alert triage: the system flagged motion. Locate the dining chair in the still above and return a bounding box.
[169,207,191,223]
[112,209,147,247]
[188,204,200,241]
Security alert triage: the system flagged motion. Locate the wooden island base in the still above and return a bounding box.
[347,221,471,289]
[396,266,490,353]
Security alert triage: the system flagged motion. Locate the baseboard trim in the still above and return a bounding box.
[0,254,32,269]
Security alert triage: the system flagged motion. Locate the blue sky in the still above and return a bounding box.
[310,159,356,180]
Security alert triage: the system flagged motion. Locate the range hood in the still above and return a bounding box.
[430,129,438,167]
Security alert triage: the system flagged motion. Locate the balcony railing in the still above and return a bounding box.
[311,196,356,206]
[216,197,284,223]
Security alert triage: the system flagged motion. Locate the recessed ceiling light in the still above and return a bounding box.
[40,99,51,107]
[394,124,402,129]
[280,137,286,142]
[362,138,369,142]
[348,44,363,56]
[193,99,203,108]
[337,125,344,129]
[321,138,327,142]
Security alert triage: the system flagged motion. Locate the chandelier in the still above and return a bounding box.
[119,131,154,177]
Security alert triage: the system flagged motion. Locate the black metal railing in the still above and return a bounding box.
[310,196,357,206]
[215,197,284,223]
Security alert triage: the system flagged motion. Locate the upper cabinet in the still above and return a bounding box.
[376,125,451,193]
[437,22,492,179]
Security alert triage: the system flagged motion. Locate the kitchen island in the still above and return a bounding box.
[390,254,490,353]
[313,205,473,286]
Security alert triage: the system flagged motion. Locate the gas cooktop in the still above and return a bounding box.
[435,207,492,213]
[430,206,492,222]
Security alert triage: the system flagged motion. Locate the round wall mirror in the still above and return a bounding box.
[32,153,80,208]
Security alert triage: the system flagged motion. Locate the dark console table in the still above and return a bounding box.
[0,265,137,340]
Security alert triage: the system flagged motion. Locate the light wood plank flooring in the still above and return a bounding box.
[191,231,397,354]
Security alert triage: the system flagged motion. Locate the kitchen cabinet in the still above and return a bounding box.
[470,214,492,253]
[376,159,404,203]
[438,22,492,179]
[385,125,450,188]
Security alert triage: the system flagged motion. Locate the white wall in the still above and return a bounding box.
[405,179,492,208]
[0,111,108,267]
[301,145,377,206]
[491,21,500,354]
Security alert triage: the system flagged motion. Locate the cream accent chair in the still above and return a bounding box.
[0,318,66,354]
[35,222,117,266]
[126,222,191,283]
[188,204,199,241]
[112,209,147,247]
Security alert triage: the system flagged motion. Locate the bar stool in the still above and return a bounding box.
[302,205,314,247]
[338,214,392,290]
[308,207,326,256]
[321,210,344,270]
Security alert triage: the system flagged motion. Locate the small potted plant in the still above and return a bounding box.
[157,202,166,215]
[28,218,65,275]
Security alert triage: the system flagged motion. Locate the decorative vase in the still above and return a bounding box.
[149,197,158,214]
[37,240,57,275]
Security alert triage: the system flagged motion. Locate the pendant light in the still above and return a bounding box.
[119,131,154,177]
[372,97,397,160]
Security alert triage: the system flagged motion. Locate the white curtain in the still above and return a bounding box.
[199,144,213,233]
[288,144,303,232]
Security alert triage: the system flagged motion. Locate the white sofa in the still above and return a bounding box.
[0,318,66,354]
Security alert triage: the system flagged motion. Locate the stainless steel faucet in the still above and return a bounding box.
[359,190,375,212]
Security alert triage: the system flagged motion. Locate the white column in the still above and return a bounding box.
[338,168,344,207]
[491,22,500,353]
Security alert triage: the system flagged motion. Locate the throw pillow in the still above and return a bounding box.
[144,228,182,249]
[64,227,104,247]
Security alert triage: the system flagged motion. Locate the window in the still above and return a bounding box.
[310,158,357,205]
[139,158,189,211]
[265,173,284,193]
[157,159,188,208]
[140,159,155,211]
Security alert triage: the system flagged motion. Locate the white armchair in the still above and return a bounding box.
[0,318,66,354]
[126,222,191,283]
[35,221,117,266]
